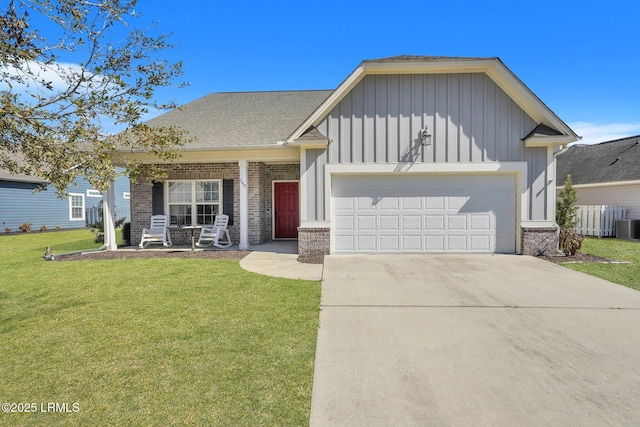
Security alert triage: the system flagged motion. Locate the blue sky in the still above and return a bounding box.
[27,0,640,144]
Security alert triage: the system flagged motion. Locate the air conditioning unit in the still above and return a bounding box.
[615,219,640,240]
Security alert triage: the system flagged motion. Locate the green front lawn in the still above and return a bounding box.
[0,230,321,426]
[563,237,640,291]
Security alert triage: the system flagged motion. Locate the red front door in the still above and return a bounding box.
[274,181,299,239]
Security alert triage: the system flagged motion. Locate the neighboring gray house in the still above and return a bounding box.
[0,167,131,232]
[119,56,579,260]
[557,135,640,219]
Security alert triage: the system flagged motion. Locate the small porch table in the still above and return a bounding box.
[181,226,202,251]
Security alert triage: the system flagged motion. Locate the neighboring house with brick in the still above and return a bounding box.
[0,167,130,232]
[557,135,640,219]
[119,56,579,261]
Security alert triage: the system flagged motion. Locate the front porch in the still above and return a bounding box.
[104,161,301,253]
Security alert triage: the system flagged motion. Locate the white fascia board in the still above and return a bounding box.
[524,135,577,147]
[286,139,329,149]
[556,180,640,190]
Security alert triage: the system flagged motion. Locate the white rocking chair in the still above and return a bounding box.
[139,215,172,248]
[196,214,233,249]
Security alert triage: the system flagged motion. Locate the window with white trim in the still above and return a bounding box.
[87,189,102,198]
[167,180,221,226]
[123,192,130,200]
[69,193,85,221]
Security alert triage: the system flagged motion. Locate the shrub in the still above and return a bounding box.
[560,228,584,256]
[19,223,32,233]
[556,175,583,255]
[4,227,11,233]
[556,174,579,230]
[40,225,48,232]
[122,222,131,245]
[56,224,62,230]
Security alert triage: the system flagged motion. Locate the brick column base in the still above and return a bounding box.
[521,226,560,256]
[297,226,330,264]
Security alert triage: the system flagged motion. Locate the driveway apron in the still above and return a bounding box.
[310,254,640,426]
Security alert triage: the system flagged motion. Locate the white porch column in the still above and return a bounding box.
[102,185,117,251]
[238,160,249,250]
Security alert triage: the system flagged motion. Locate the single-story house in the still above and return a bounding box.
[0,167,130,232]
[120,56,579,260]
[556,135,640,219]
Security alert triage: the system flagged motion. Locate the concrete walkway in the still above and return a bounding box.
[239,241,324,281]
[311,254,640,426]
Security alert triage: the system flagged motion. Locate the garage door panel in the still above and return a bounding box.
[447,196,469,210]
[357,235,376,251]
[379,215,400,231]
[379,235,399,251]
[334,197,354,211]
[470,214,491,231]
[379,197,400,210]
[425,214,445,230]
[470,235,492,251]
[357,215,376,230]
[336,235,355,251]
[447,235,468,251]
[334,215,355,231]
[402,235,422,251]
[403,197,422,210]
[402,215,422,230]
[447,215,467,230]
[333,174,516,254]
[425,197,445,210]
[424,235,445,251]
[357,197,376,211]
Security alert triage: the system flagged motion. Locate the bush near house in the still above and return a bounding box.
[557,175,584,255]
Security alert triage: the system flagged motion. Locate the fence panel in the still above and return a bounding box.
[574,205,626,237]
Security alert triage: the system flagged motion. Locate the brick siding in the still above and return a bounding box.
[297,226,330,263]
[521,226,560,256]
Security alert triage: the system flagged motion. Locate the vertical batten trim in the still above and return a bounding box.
[300,147,308,222]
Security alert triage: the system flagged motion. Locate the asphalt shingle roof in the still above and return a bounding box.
[557,135,640,185]
[144,90,333,150]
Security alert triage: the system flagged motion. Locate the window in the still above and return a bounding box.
[87,189,102,198]
[123,192,130,200]
[167,180,221,226]
[69,193,85,221]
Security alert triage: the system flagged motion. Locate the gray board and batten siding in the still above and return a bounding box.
[304,73,549,222]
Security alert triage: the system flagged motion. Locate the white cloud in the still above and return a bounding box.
[1,60,101,95]
[568,121,640,145]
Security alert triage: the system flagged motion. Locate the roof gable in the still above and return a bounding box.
[557,135,640,185]
[287,56,578,146]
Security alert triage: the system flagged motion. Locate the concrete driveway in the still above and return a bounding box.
[310,255,640,426]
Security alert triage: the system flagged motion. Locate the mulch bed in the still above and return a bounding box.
[538,253,627,264]
[56,250,250,261]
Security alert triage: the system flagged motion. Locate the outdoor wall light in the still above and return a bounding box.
[421,126,432,146]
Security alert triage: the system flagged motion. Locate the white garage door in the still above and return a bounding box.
[332,174,516,253]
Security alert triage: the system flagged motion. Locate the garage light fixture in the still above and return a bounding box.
[421,126,432,146]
